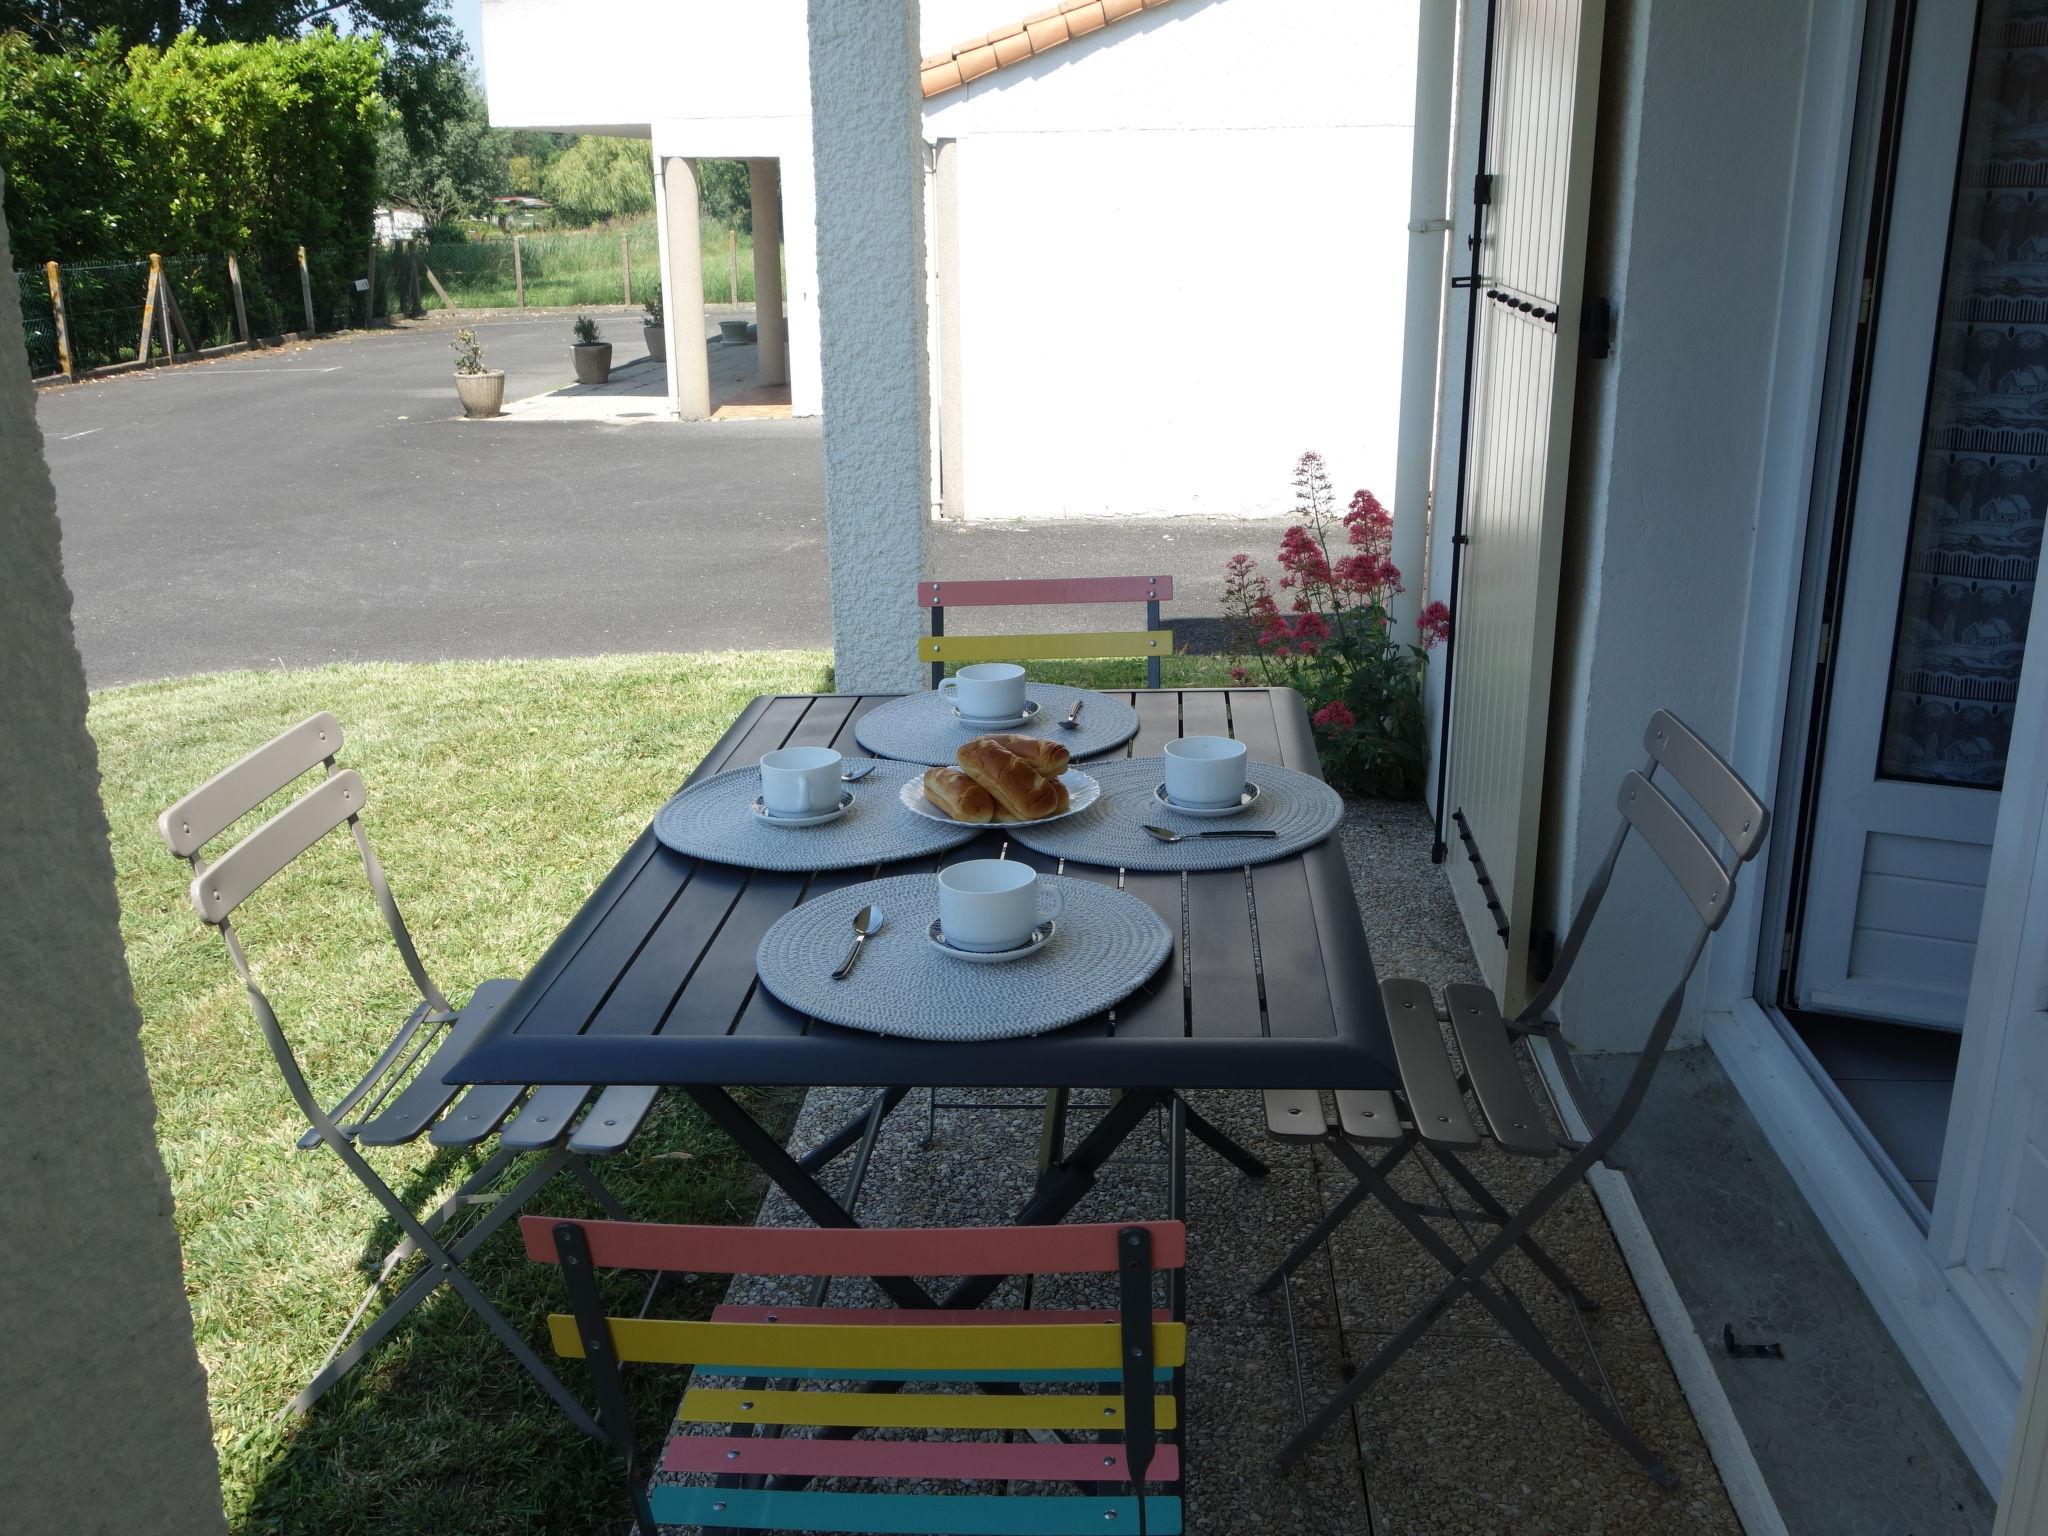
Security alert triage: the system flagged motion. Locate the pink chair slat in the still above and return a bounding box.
[918,575,1173,608]
[712,1304,1171,1327]
[663,1435,1182,1483]
[521,1217,1187,1275]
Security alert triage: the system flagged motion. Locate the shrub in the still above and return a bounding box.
[1221,452,1451,798]
[450,327,486,375]
[572,314,601,345]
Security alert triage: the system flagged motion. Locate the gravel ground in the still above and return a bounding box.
[656,799,1746,1534]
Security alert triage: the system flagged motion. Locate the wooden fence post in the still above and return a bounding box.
[227,253,252,347]
[513,234,525,307]
[159,269,195,354]
[362,242,377,328]
[621,230,632,306]
[423,264,453,310]
[298,244,316,334]
[137,253,161,364]
[728,228,739,304]
[44,261,75,380]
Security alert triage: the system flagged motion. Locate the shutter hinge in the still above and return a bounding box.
[1474,172,1494,207]
[1858,276,1875,324]
[1817,618,1833,667]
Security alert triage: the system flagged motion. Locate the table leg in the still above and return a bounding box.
[797,1085,911,1173]
[1037,1086,1071,1173]
[1173,1092,1271,1178]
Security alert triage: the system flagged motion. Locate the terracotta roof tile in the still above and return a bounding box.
[921,0,1181,98]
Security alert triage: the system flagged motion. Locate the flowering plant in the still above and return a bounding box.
[1222,451,1451,797]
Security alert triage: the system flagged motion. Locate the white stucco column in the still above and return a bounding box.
[0,183,229,1535]
[807,0,930,693]
[749,158,788,388]
[661,156,712,420]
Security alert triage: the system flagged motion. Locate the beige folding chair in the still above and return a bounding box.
[158,712,653,1436]
[1258,711,1769,1485]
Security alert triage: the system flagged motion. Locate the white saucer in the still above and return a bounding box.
[900,768,1101,828]
[952,698,1043,730]
[926,917,1057,963]
[749,789,855,829]
[1153,781,1261,819]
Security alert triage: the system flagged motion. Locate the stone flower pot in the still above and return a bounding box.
[454,369,505,419]
[572,341,613,385]
[643,323,665,361]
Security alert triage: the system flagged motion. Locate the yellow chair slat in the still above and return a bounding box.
[549,1315,1185,1370]
[919,630,1173,664]
[681,1386,1180,1432]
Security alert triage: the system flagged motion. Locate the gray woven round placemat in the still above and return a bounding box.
[853,685,1138,766]
[755,872,1172,1040]
[1005,756,1345,871]
[652,760,981,872]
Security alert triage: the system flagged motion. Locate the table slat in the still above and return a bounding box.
[588,863,749,1034]
[1225,690,1284,765]
[1129,691,1180,756]
[1185,870,1262,1040]
[662,869,812,1037]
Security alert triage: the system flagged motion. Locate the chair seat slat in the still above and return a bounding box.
[1263,1088,1328,1141]
[919,575,1173,607]
[565,1084,660,1155]
[1335,1088,1406,1144]
[663,1435,1181,1484]
[919,629,1172,664]
[652,1487,1183,1536]
[522,1216,1186,1274]
[1381,978,1482,1150]
[1443,984,1558,1156]
[679,1385,1179,1432]
[353,979,522,1146]
[548,1315,1186,1371]
[495,1083,590,1149]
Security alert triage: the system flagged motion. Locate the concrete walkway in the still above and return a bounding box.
[670,801,1750,1534]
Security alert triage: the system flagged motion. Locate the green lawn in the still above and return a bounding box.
[92,649,1235,1535]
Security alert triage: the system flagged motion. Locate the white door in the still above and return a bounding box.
[1440,0,1607,1005]
[1798,0,2040,1028]
[1935,558,2048,1381]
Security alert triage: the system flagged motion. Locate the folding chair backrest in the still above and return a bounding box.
[525,1217,1188,1534]
[158,710,344,858]
[1523,711,1770,1155]
[919,575,1175,688]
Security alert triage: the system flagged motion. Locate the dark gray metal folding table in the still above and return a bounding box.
[449,686,1398,1299]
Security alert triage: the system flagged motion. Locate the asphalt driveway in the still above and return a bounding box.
[38,314,1284,687]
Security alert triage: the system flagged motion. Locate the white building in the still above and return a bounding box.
[479,0,1417,521]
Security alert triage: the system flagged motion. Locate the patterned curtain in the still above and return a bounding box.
[1881,0,2047,788]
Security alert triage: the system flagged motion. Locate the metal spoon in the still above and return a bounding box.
[1141,824,1279,843]
[1059,697,1085,731]
[841,762,878,782]
[832,904,885,980]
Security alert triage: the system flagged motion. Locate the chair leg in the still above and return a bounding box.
[288,1146,602,1438]
[1275,1139,1673,1487]
[565,1151,634,1221]
[1254,1139,1411,1296]
[1422,1144,1600,1313]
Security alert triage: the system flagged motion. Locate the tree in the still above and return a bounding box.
[377,64,505,226]
[0,0,467,144]
[695,158,752,234]
[538,135,653,226]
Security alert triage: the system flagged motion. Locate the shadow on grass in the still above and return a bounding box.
[237,1086,804,1536]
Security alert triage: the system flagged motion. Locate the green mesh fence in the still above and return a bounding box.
[419,222,667,310]
[53,259,152,373]
[17,268,59,377]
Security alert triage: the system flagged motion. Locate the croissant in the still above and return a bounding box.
[956,737,1064,822]
[983,734,1068,779]
[922,766,995,824]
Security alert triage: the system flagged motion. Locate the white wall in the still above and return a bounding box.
[928,0,1418,519]
[1539,0,1819,1052]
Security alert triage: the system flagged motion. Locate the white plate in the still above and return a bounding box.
[926,917,1057,963]
[1151,781,1263,819]
[898,768,1101,828]
[748,789,855,829]
[951,698,1043,730]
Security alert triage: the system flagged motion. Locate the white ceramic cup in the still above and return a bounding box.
[1163,735,1249,809]
[759,745,843,816]
[939,662,1028,721]
[937,858,1064,953]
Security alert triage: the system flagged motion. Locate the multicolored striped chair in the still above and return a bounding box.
[524,1217,1188,1534]
[920,575,1175,688]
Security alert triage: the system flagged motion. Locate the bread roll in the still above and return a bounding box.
[984,734,1068,779]
[923,766,995,823]
[956,737,1064,822]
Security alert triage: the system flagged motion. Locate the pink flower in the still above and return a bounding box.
[1227,666,1250,684]
[1225,552,1256,576]
[1418,600,1452,649]
[1312,700,1358,731]
[1292,610,1331,644]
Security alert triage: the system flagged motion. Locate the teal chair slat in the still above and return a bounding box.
[653,1487,1185,1535]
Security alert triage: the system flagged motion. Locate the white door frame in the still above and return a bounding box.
[1699,0,2025,1486]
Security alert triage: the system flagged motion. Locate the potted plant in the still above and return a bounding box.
[571,314,612,384]
[642,295,664,361]
[450,327,504,418]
